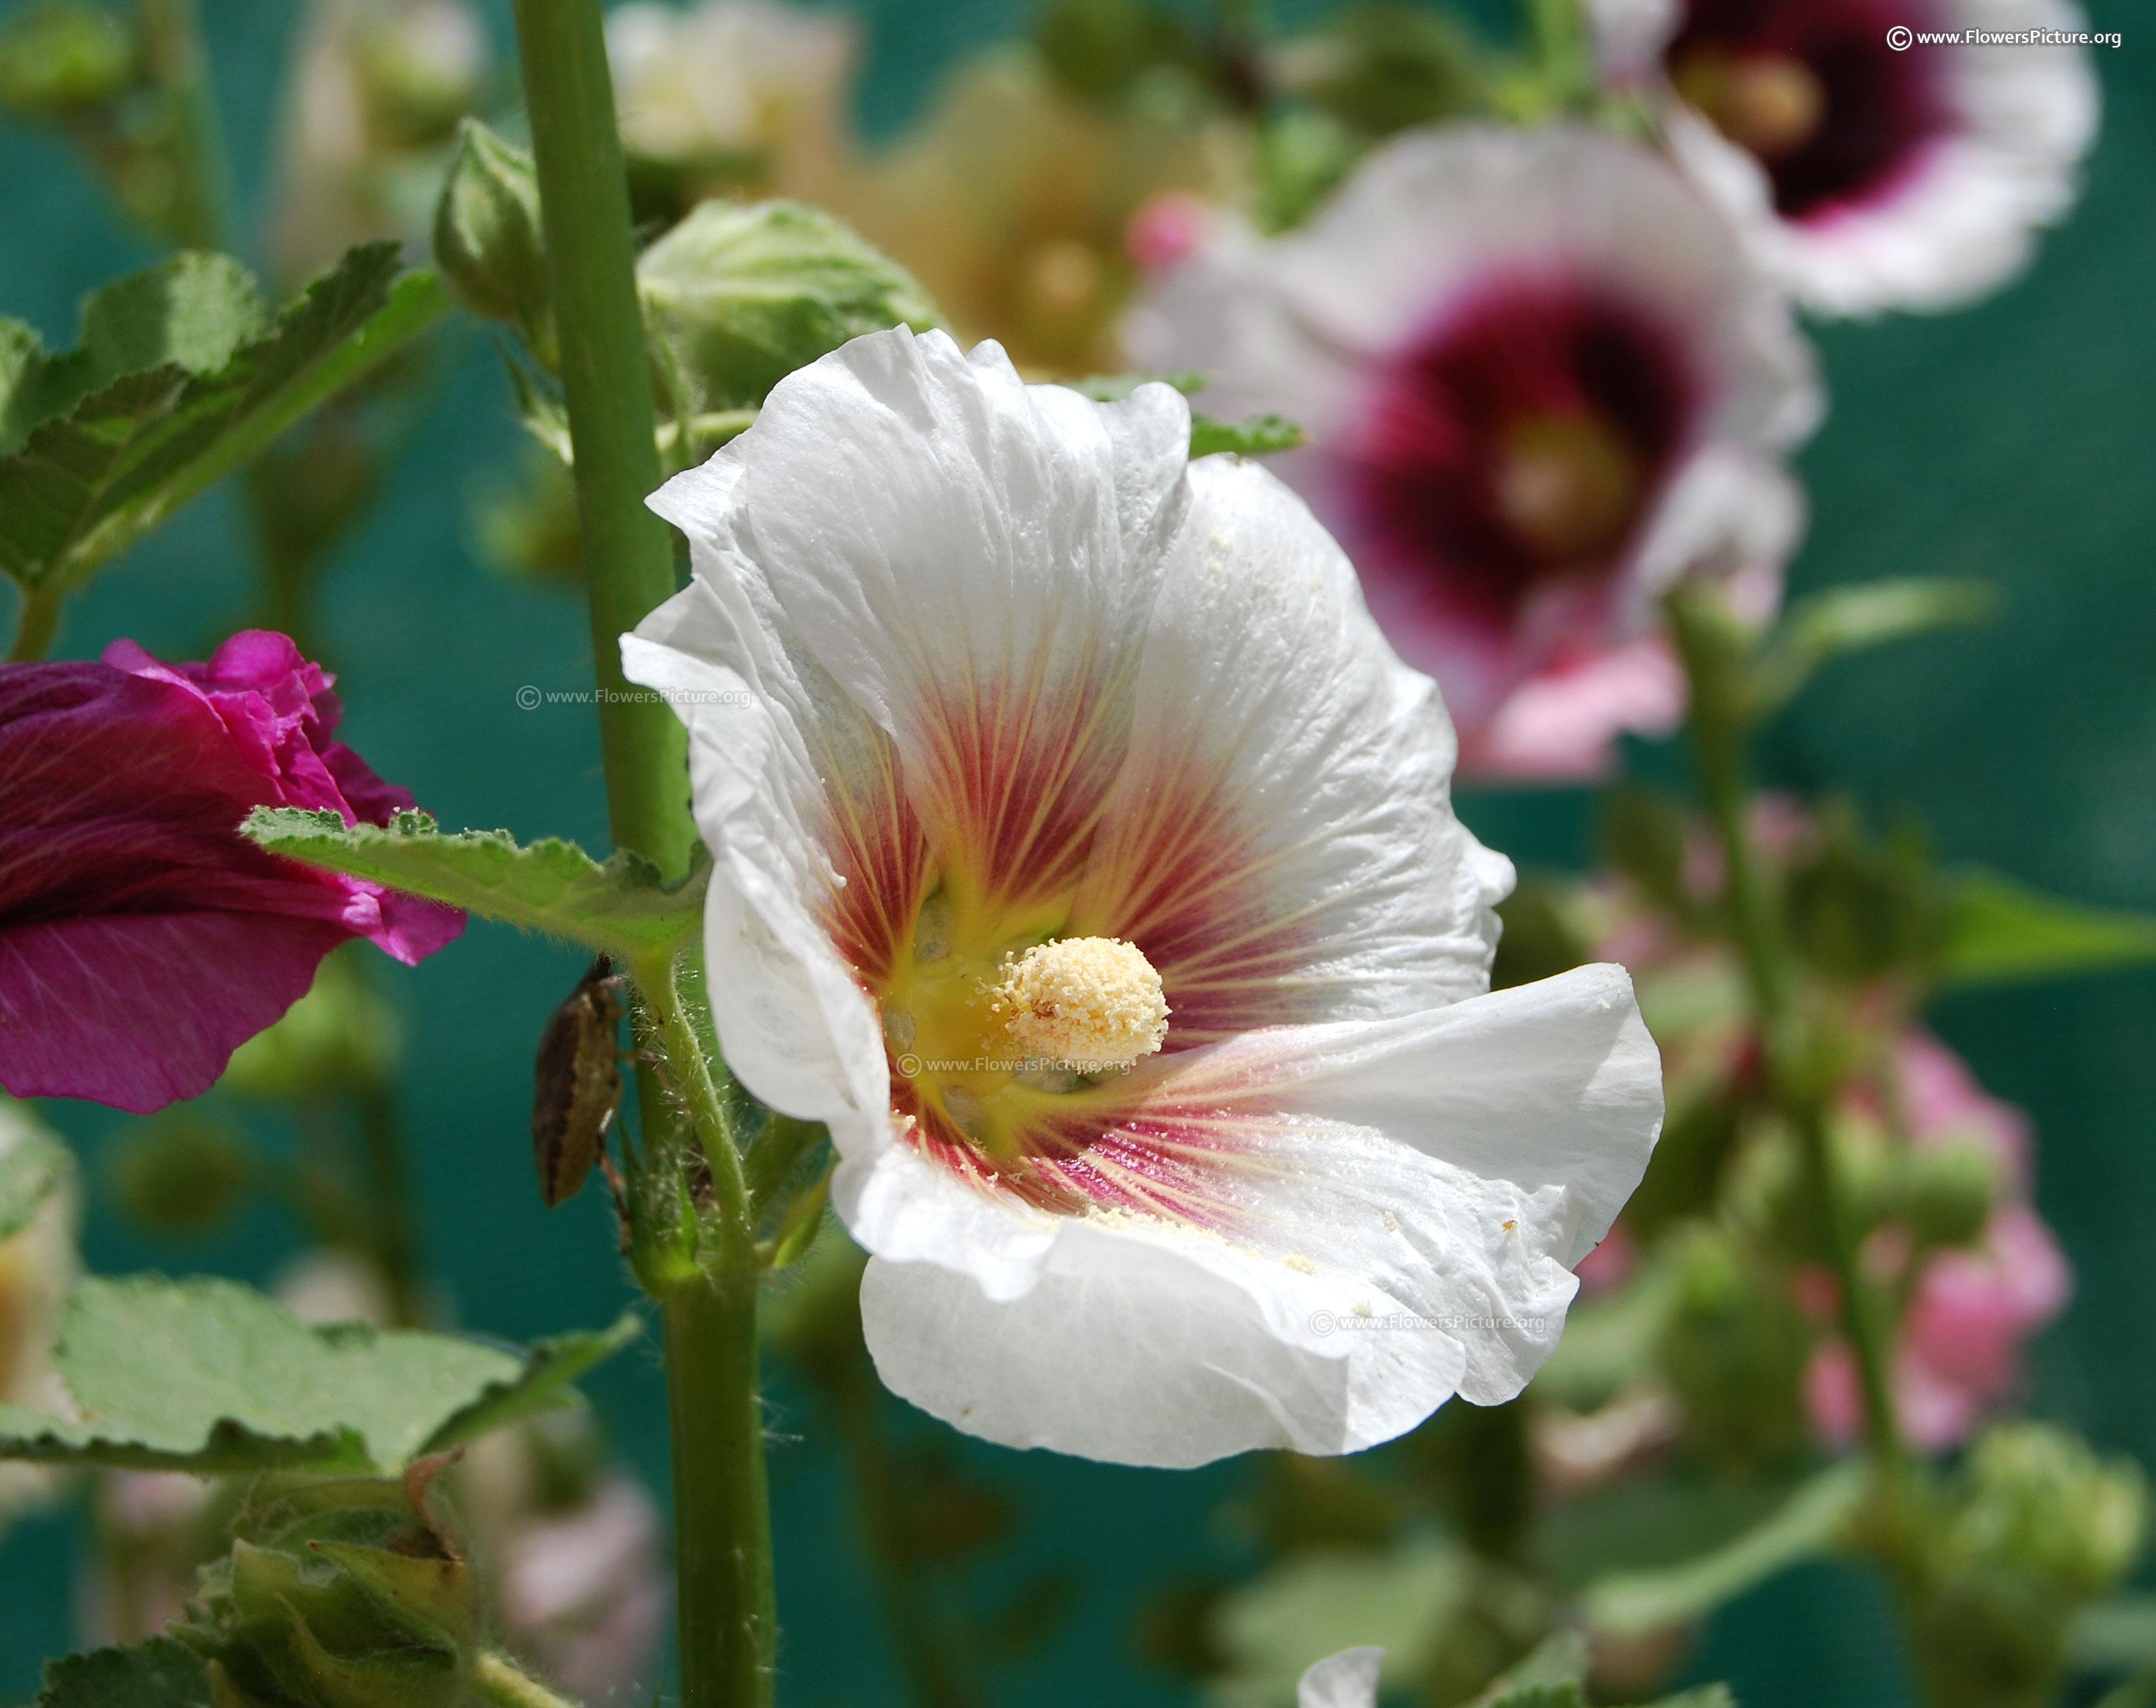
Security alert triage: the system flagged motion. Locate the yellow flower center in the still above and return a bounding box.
[879,890,1169,1161]
[1675,51,1828,163]
[991,938,1169,1074]
[1495,413,1644,565]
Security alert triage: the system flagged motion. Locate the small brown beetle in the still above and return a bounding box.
[531,955,626,1209]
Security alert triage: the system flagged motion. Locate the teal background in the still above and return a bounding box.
[1,2,2151,1703]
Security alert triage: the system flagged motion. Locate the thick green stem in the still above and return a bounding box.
[661,1267,776,1708]
[510,0,692,880]
[1666,591,1908,1490]
[510,8,764,1704]
[470,1651,583,1708]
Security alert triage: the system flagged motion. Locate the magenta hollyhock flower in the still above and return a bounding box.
[0,631,462,1114]
[1807,1031,2070,1450]
[1126,125,1818,780]
[1588,0,2098,314]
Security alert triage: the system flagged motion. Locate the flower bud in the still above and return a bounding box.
[636,199,939,416]
[0,2,135,118]
[1909,1424,2148,1708]
[1903,1137,2001,1250]
[1655,1224,1810,1467]
[432,118,551,351]
[178,1470,479,1708]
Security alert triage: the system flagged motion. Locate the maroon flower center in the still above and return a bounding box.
[1668,0,1951,222]
[1341,273,1698,632]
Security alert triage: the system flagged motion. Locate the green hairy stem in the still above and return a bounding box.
[509,5,772,1705]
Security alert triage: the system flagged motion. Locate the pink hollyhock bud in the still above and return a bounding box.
[0,631,463,1114]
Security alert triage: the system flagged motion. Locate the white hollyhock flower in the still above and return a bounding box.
[624,327,1663,1468]
[1586,0,2099,315]
[1302,1647,1384,1708]
[1126,123,1817,780]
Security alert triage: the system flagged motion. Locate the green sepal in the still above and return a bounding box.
[243,807,710,960]
[433,120,551,356]
[638,199,942,416]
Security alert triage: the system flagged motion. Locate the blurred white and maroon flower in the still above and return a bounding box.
[624,325,1663,1468]
[1807,1031,2070,1451]
[1588,0,2099,315]
[1127,124,1818,780]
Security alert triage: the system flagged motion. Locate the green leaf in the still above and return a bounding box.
[0,1276,632,1474]
[35,1639,215,1708]
[1936,869,2156,988]
[1469,1634,1589,1706]
[638,199,942,415]
[1,255,268,454]
[1582,1462,1868,1639]
[243,807,709,960]
[0,1099,71,1240]
[422,1314,642,1453]
[1754,578,1997,713]
[0,245,449,597]
[1190,411,1306,458]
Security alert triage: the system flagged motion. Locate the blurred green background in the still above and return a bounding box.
[1,2,2150,1703]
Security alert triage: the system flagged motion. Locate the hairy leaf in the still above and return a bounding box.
[0,1275,635,1473]
[0,245,448,596]
[244,807,708,958]
[35,1640,215,1708]
[1937,869,2156,988]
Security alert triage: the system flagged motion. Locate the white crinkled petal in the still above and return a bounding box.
[621,597,889,1157]
[1299,1648,1385,1708]
[1072,455,1512,1033]
[717,326,1187,784]
[856,964,1661,1464]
